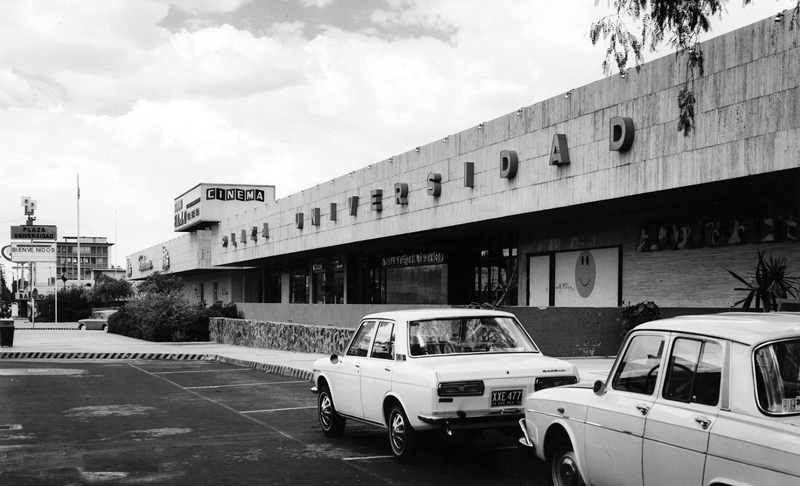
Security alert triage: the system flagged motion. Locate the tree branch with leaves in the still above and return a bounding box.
[591,0,800,136]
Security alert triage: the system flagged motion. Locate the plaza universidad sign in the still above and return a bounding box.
[10,224,57,240]
[11,243,57,262]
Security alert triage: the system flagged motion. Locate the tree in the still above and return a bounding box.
[136,271,185,295]
[591,0,800,135]
[36,287,92,322]
[86,274,134,307]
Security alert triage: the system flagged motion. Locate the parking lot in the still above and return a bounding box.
[0,359,550,485]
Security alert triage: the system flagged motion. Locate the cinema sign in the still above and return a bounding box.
[174,183,276,232]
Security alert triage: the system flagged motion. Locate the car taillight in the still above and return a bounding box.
[438,381,485,397]
[534,376,578,391]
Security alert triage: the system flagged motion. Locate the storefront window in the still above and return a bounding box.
[290,274,309,303]
[313,271,344,303]
[311,257,344,304]
[385,264,447,304]
[473,237,518,306]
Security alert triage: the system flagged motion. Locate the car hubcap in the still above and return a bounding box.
[555,453,579,486]
[319,394,332,429]
[390,412,405,453]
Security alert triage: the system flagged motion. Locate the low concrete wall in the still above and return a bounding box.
[217,306,728,357]
[511,307,726,357]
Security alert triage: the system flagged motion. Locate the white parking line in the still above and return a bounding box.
[186,380,308,389]
[239,406,316,414]
[150,369,252,375]
[342,455,394,461]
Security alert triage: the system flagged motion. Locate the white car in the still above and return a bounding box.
[311,308,580,460]
[518,312,800,486]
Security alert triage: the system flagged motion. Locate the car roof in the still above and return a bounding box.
[635,312,800,346]
[361,308,517,322]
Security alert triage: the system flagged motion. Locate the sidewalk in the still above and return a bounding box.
[0,323,614,383]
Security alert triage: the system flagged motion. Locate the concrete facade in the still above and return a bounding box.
[127,12,799,329]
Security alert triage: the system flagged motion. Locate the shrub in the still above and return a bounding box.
[107,306,139,338]
[108,273,244,343]
[207,301,241,319]
[120,290,202,342]
[618,300,661,336]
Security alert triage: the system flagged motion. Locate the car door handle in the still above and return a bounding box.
[635,404,650,416]
[694,416,711,430]
[354,363,360,369]
[384,367,392,372]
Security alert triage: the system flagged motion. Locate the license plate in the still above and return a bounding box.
[491,389,523,407]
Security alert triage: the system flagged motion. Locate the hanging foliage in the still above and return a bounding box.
[591,0,800,136]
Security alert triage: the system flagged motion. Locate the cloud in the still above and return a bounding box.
[166,0,250,15]
[301,0,337,8]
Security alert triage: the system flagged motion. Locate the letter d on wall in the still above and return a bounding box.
[609,116,635,152]
[500,150,518,179]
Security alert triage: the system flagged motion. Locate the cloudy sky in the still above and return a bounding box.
[0,0,791,274]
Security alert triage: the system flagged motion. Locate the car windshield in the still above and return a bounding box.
[408,316,538,356]
[754,339,800,415]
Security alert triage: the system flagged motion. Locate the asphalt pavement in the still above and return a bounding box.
[1,319,614,383]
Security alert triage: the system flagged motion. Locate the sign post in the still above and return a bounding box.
[9,197,57,328]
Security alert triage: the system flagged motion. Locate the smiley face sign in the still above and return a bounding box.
[575,250,596,298]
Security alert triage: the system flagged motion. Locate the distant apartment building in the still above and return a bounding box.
[56,236,114,282]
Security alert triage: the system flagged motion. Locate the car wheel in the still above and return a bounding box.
[79,324,85,331]
[548,439,585,486]
[388,403,415,461]
[317,385,345,437]
[102,324,108,333]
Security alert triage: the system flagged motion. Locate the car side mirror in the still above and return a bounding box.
[593,380,606,396]
[330,354,339,365]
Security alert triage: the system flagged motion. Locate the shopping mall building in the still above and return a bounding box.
[127,12,799,356]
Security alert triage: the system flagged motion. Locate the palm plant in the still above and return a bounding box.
[727,250,800,312]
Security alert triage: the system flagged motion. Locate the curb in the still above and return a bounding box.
[0,351,215,360]
[213,355,314,381]
[0,351,314,382]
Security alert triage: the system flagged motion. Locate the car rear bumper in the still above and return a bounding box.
[417,407,524,429]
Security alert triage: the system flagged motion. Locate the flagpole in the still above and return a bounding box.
[77,174,81,286]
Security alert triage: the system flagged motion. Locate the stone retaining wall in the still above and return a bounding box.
[209,317,353,355]
[211,307,729,357]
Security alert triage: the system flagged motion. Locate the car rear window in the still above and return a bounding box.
[408,316,538,356]
[754,339,800,415]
